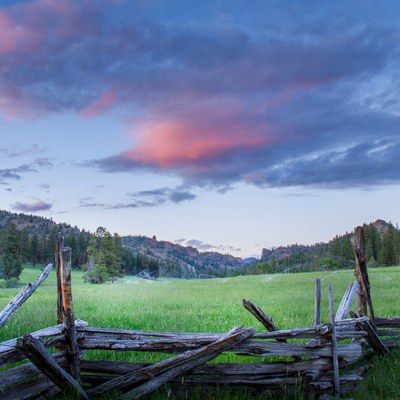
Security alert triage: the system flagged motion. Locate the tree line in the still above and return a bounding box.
[1,221,400,285]
[245,222,400,275]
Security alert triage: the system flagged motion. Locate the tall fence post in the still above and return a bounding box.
[353,226,375,325]
[314,278,321,325]
[55,234,64,325]
[56,239,81,381]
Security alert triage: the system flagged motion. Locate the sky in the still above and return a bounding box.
[1,0,399,258]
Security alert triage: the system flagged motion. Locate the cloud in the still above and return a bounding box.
[176,239,241,253]
[78,187,196,209]
[1,1,400,190]
[12,200,52,212]
[108,187,197,209]
[81,89,118,118]
[0,144,47,158]
[0,158,54,184]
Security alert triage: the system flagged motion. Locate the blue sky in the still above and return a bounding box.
[1,0,399,257]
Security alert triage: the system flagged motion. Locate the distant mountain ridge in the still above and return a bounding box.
[0,209,398,274]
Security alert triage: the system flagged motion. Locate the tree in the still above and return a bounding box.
[379,224,396,266]
[0,223,23,281]
[30,234,39,266]
[84,227,123,283]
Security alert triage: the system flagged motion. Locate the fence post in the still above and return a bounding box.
[56,241,81,381]
[329,283,340,399]
[353,226,375,325]
[55,234,64,325]
[314,278,321,325]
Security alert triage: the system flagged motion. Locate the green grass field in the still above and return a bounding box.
[1,266,400,399]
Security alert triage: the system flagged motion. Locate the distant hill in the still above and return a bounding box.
[0,209,80,236]
[122,235,244,276]
[0,209,398,276]
[0,210,244,275]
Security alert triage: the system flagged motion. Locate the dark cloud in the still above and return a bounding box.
[78,187,196,209]
[108,187,197,209]
[0,158,54,184]
[12,200,52,212]
[1,1,400,190]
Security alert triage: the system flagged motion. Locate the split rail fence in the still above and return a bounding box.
[1,227,399,399]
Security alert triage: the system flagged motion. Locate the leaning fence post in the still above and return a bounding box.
[314,278,321,325]
[58,245,81,380]
[55,234,64,325]
[329,283,340,399]
[353,226,375,325]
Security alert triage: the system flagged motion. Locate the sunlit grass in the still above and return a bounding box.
[1,266,399,398]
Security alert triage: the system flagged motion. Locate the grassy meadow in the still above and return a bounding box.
[1,266,400,399]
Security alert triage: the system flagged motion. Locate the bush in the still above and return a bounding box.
[84,264,110,284]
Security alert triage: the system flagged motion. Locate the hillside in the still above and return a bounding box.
[0,209,398,278]
[0,210,244,276]
[0,210,80,236]
[122,235,243,277]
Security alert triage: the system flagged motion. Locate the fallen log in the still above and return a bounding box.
[80,357,340,377]
[88,325,255,398]
[0,351,70,391]
[16,334,88,400]
[350,311,388,355]
[242,299,301,361]
[78,333,362,359]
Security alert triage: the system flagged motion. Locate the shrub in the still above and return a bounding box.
[84,264,110,284]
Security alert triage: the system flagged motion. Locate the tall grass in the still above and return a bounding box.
[1,266,399,398]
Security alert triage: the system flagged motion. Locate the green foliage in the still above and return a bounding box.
[85,227,124,282]
[84,264,110,284]
[316,257,340,270]
[0,223,23,280]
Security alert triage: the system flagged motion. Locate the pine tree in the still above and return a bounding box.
[378,225,396,266]
[0,223,23,280]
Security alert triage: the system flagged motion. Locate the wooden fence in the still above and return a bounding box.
[0,227,399,399]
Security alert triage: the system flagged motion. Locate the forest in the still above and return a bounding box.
[0,210,399,285]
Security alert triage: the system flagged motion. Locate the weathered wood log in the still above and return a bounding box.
[314,278,321,325]
[16,334,88,400]
[58,246,80,380]
[242,299,301,361]
[88,326,255,398]
[0,319,87,367]
[353,226,375,325]
[0,263,53,330]
[55,234,63,325]
[376,329,400,337]
[123,326,256,399]
[328,283,340,399]
[78,333,362,358]
[80,357,341,377]
[0,351,70,391]
[335,281,358,321]
[0,375,60,400]
[350,311,388,355]
[242,299,281,332]
[77,317,369,342]
[375,317,400,327]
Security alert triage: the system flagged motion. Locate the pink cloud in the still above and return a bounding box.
[81,89,118,118]
[122,118,274,169]
[0,10,43,54]
[0,0,97,55]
